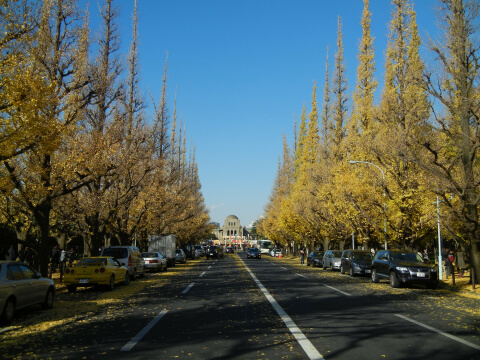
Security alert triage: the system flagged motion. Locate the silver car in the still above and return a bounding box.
[323,250,343,270]
[141,252,168,272]
[175,249,187,264]
[0,261,55,324]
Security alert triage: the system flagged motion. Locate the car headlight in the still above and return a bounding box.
[397,267,408,271]
[430,268,437,272]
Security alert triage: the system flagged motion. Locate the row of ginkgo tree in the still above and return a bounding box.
[258,0,480,283]
[0,0,212,276]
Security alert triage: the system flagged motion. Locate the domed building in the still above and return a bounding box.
[212,215,249,245]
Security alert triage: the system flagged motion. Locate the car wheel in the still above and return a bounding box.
[67,285,77,293]
[389,272,400,288]
[307,261,310,266]
[330,265,334,271]
[108,275,115,291]
[371,268,380,283]
[349,267,354,277]
[42,288,55,309]
[124,272,130,285]
[1,297,15,324]
[322,263,326,270]
[340,265,345,274]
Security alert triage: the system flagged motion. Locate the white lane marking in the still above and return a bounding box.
[239,258,324,360]
[207,266,212,269]
[395,314,480,351]
[280,267,287,270]
[182,282,195,294]
[322,284,352,296]
[199,271,206,277]
[296,273,308,279]
[121,310,168,352]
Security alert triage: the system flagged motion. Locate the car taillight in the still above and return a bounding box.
[150,260,159,263]
[95,269,99,273]
[100,268,105,273]
[128,255,133,266]
[66,268,72,274]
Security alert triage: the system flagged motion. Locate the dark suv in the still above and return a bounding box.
[205,245,224,259]
[371,249,438,289]
[340,249,373,276]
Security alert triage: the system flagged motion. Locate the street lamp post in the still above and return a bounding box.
[349,160,388,250]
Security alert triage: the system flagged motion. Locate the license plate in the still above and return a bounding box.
[417,272,425,277]
[79,279,89,284]
[365,270,371,273]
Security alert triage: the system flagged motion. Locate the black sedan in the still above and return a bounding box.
[246,248,261,259]
[307,251,324,267]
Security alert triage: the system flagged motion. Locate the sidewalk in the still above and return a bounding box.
[439,269,479,296]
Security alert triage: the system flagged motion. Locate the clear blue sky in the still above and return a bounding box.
[87,0,439,228]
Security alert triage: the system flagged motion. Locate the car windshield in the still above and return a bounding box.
[76,258,107,266]
[393,252,424,263]
[352,253,373,260]
[102,248,128,259]
[249,248,259,253]
[332,251,343,257]
[142,252,157,258]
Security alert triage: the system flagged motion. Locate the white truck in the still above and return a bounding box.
[148,234,177,267]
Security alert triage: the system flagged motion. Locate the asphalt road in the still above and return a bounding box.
[2,252,480,359]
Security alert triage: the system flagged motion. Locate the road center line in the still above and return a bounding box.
[199,271,206,277]
[182,282,195,294]
[239,257,324,360]
[120,310,168,352]
[395,314,480,351]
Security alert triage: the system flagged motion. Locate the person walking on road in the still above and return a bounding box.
[300,245,306,265]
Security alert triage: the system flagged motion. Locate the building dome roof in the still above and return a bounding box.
[225,215,239,220]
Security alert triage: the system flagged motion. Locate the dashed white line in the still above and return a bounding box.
[182,282,195,294]
[199,271,206,277]
[239,257,324,360]
[120,310,168,352]
[395,314,480,351]
[322,284,352,296]
[295,273,308,279]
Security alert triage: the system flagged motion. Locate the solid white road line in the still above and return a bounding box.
[182,282,195,294]
[121,310,168,352]
[395,314,480,351]
[239,257,324,360]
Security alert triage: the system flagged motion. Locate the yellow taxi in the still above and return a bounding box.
[64,257,130,293]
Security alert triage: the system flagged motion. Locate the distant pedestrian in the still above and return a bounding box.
[19,245,26,262]
[300,245,306,265]
[7,245,16,260]
[444,255,453,279]
[455,250,466,278]
[50,244,60,272]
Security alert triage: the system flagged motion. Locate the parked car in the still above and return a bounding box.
[64,257,130,293]
[205,245,224,259]
[175,249,187,263]
[269,248,282,257]
[225,247,235,254]
[307,251,324,267]
[100,246,146,280]
[141,252,168,272]
[247,247,261,259]
[323,250,343,270]
[340,249,373,276]
[194,245,205,257]
[371,249,438,289]
[0,261,55,324]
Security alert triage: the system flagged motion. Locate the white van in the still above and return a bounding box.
[100,246,146,280]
